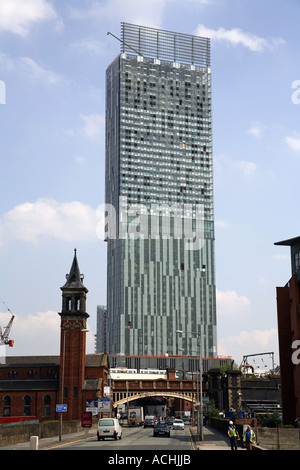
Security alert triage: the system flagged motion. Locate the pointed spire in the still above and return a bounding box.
[63,249,86,289]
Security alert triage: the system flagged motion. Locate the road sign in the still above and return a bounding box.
[99,398,110,411]
[56,404,67,412]
[81,411,92,428]
[86,399,100,415]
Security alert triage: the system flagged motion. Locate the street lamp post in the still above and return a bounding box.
[176,330,203,441]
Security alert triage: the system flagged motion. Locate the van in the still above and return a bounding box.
[97,418,122,441]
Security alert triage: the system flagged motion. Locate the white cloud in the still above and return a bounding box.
[70,38,105,55]
[247,122,263,139]
[234,160,258,177]
[14,310,60,345]
[0,51,14,70]
[215,219,229,229]
[19,57,62,85]
[0,52,62,86]
[187,0,212,3]
[0,198,103,245]
[218,328,278,365]
[258,277,272,287]
[80,114,105,142]
[285,135,300,152]
[63,128,75,137]
[196,24,284,52]
[69,0,166,28]
[272,254,289,261]
[63,114,105,142]
[214,154,258,177]
[73,155,86,164]
[216,289,251,317]
[0,0,62,37]
[0,310,95,356]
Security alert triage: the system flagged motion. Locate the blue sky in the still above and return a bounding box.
[0,0,299,369]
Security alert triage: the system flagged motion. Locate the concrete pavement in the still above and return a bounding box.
[0,427,97,450]
[189,425,242,450]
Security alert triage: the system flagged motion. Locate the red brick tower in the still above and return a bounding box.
[58,250,89,421]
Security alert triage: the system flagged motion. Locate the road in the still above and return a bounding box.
[42,424,194,451]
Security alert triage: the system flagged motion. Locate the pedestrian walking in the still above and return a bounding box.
[227,421,239,450]
[243,425,255,450]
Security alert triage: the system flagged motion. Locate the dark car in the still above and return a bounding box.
[165,417,175,427]
[153,422,170,437]
[144,418,155,427]
[182,416,191,424]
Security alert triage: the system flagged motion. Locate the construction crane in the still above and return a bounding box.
[0,299,15,347]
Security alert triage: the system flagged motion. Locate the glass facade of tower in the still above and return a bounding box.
[105,24,217,357]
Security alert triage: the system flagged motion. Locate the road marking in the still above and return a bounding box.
[43,426,195,450]
[188,427,197,450]
[43,435,95,450]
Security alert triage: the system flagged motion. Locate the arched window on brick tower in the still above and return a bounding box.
[58,249,89,422]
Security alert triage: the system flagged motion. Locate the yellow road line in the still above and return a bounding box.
[188,427,197,450]
[43,434,95,450]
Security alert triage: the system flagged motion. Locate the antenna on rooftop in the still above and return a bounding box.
[107,31,142,56]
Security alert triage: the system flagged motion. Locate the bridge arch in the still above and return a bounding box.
[112,391,196,409]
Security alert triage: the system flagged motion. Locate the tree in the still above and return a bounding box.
[206,400,220,419]
[256,412,282,428]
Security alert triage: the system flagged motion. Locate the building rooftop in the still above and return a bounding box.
[274,236,300,247]
[120,22,210,67]
[0,353,108,368]
[61,248,87,290]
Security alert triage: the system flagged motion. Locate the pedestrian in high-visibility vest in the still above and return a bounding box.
[227,421,239,450]
[243,425,256,450]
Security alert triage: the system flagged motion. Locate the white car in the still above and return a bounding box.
[97,418,122,441]
[173,419,185,430]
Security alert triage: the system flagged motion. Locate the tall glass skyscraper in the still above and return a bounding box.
[105,23,217,357]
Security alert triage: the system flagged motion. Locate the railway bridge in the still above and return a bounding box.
[111,368,206,411]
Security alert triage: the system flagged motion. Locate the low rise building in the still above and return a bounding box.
[0,251,110,422]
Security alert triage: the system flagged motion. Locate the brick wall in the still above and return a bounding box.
[0,418,98,447]
[0,390,58,421]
